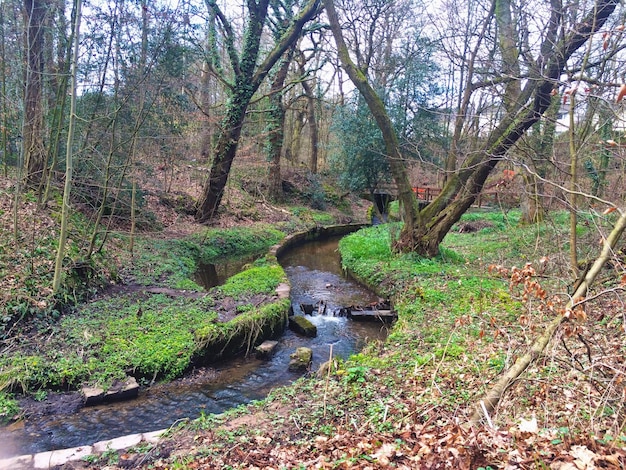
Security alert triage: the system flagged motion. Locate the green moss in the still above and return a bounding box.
[219,265,285,298]
[0,392,19,424]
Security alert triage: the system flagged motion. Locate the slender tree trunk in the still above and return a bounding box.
[568,94,579,274]
[52,0,80,294]
[0,3,8,178]
[296,48,319,174]
[302,78,319,174]
[520,96,558,224]
[43,0,72,204]
[267,52,293,201]
[199,5,219,162]
[323,0,421,248]
[199,61,214,162]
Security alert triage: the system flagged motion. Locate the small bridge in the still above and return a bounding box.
[412,187,440,202]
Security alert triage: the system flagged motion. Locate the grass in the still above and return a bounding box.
[126,226,284,288]
[111,208,626,468]
[0,225,290,394]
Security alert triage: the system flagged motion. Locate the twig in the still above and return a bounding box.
[292,415,301,432]
[431,327,456,395]
[323,344,333,419]
[480,401,494,429]
[470,210,626,424]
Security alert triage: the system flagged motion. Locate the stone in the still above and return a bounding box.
[104,376,139,402]
[288,347,312,371]
[82,385,105,405]
[288,315,317,337]
[93,433,142,453]
[275,283,290,299]
[0,454,32,470]
[34,446,92,469]
[143,429,167,444]
[255,340,279,359]
[83,376,139,406]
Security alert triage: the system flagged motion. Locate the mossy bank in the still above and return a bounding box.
[0,225,291,422]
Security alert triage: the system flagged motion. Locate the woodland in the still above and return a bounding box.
[2,0,626,467]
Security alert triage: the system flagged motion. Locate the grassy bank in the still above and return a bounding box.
[0,226,289,422]
[96,209,626,469]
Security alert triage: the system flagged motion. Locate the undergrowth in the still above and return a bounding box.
[123,208,626,469]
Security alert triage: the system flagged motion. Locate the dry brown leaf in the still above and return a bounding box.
[616,84,626,103]
[518,416,538,433]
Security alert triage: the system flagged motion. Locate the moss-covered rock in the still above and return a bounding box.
[288,315,317,337]
[288,347,312,371]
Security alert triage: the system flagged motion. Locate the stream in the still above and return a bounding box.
[0,236,388,459]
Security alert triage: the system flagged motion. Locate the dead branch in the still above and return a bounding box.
[470,210,626,425]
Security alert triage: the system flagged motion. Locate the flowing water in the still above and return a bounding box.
[0,236,388,458]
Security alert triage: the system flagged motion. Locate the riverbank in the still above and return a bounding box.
[66,209,625,468]
[0,166,369,425]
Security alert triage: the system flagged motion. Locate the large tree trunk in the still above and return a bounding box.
[22,0,47,186]
[323,0,421,246]
[196,88,253,221]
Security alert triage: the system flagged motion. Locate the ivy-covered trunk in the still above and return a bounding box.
[194,0,321,223]
[196,88,255,222]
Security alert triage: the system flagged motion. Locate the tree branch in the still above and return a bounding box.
[470,208,626,424]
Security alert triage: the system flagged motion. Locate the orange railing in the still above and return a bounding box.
[412,187,441,201]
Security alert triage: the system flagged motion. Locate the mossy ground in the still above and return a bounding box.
[86,209,626,469]
[0,167,368,424]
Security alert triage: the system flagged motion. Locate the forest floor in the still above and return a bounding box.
[1,159,626,469]
[75,216,626,468]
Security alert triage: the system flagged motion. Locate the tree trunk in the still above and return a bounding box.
[0,4,8,177]
[53,0,81,294]
[22,0,47,187]
[323,0,421,247]
[568,93,579,274]
[195,0,320,222]
[267,51,293,201]
[196,92,252,221]
[300,70,319,174]
[410,0,617,257]
[519,95,558,224]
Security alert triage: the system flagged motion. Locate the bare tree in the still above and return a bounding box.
[22,0,48,186]
[52,0,81,293]
[323,0,422,239]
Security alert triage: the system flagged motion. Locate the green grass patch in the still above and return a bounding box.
[219,265,285,298]
[127,226,284,287]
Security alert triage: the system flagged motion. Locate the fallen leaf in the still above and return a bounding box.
[518,416,538,433]
[570,445,596,469]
